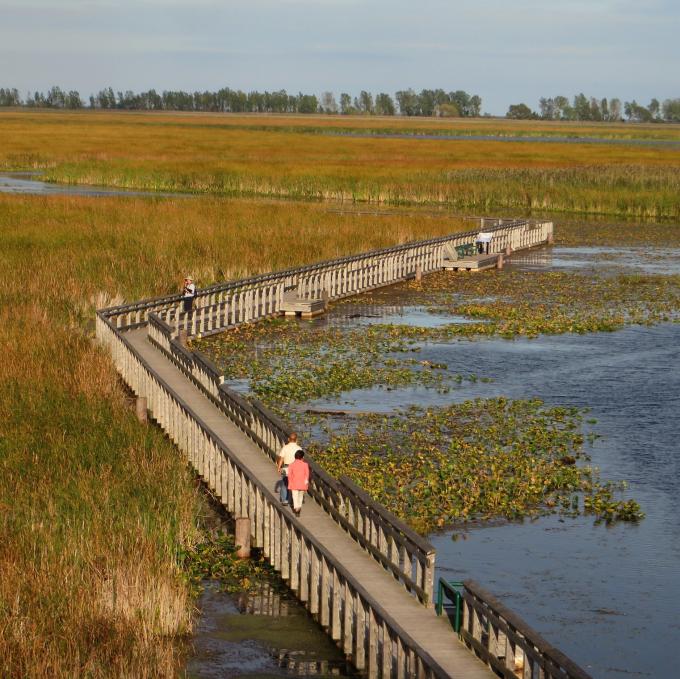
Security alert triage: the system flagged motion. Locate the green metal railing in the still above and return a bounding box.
[436,578,463,633]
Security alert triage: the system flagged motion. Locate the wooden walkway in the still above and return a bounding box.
[442,253,502,272]
[126,326,494,679]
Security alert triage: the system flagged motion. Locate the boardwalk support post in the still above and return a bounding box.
[496,254,504,270]
[135,396,147,423]
[235,516,251,558]
[415,266,422,283]
[178,329,188,348]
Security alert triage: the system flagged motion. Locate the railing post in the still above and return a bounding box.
[135,396,147,423]
[235,516,251,558]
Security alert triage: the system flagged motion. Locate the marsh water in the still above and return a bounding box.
[0,172,181,198]
[216,245,679,678]
[296,247,679,679]
[187,581,356,679]
[336,132,680,148]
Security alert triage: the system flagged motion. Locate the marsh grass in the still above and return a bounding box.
[2,111,679,218]
[0,193,472,677]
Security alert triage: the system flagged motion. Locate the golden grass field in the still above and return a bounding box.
[1,110,679,218]
[1,109,679,677]
[0,193,474,677]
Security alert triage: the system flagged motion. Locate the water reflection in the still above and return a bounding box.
[509,245,680,275]
[188,581,355,679]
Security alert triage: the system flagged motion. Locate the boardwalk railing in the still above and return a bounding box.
[101,219,552,335]
[147,310,437,604]
[96,218,576,678]
[97,312,456,678]
[461,580,593,679]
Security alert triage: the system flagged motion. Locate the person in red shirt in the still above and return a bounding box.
[286,450,310,517]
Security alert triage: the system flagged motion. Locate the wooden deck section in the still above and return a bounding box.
[280,297,327,318]
[442,254,500,272]
[126,326,494,679]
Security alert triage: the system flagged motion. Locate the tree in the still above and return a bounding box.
[539,97,556,119]
[418,89,436,116]
[506,103,535,119]
[609,98,621,121]
[374,92,395,116]
[572,93,590,120]
[395,89,419,116]
[468,95,482,117]
[648,98,660,120]
[357,90,374,114]
[320,91,338,113]
[600,98,609,121]
[553,95,571,120]
[662,98,680,122]
[297,93,318,114]
[339,92,353,114]
[624,100,652,122]
[65,90,83,109]
[0,88,21,106]
[589,97,602,121]
[435,103,460,117]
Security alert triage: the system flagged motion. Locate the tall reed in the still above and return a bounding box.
[0,193,469,677]
[1,111,678,219]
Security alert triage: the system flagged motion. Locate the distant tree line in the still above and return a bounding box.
[507,93,680,123]
[0,85,482,117]
[4,86,678,122]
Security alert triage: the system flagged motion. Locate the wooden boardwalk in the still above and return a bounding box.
[126,326,494,679]
[99,221,591,678]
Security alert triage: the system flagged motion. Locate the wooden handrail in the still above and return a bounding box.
[101,219,536,320]
[97,312,455,677]
[462,580,593,679]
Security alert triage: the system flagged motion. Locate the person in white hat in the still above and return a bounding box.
[182,276,196,313]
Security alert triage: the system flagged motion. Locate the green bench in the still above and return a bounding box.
[455,242,476,258]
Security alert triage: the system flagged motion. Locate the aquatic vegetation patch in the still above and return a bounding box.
[371,270,680,339]
[194,318,480,407]
[302,399,642,532]
[197,311,646,531]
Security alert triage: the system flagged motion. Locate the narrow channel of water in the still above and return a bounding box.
[187,502,356,679]
[0,172,183,198]
[188,581,356,679]
[332,132,680,148]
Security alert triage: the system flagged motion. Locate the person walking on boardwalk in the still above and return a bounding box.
[276,432,301,505]
[286,450,310,517]
[182,276,196,314]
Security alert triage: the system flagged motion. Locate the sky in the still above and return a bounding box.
[0,0,678,115]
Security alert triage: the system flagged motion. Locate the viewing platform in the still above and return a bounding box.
[442,252,503,272]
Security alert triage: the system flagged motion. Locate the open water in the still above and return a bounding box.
[303,247,680,679]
